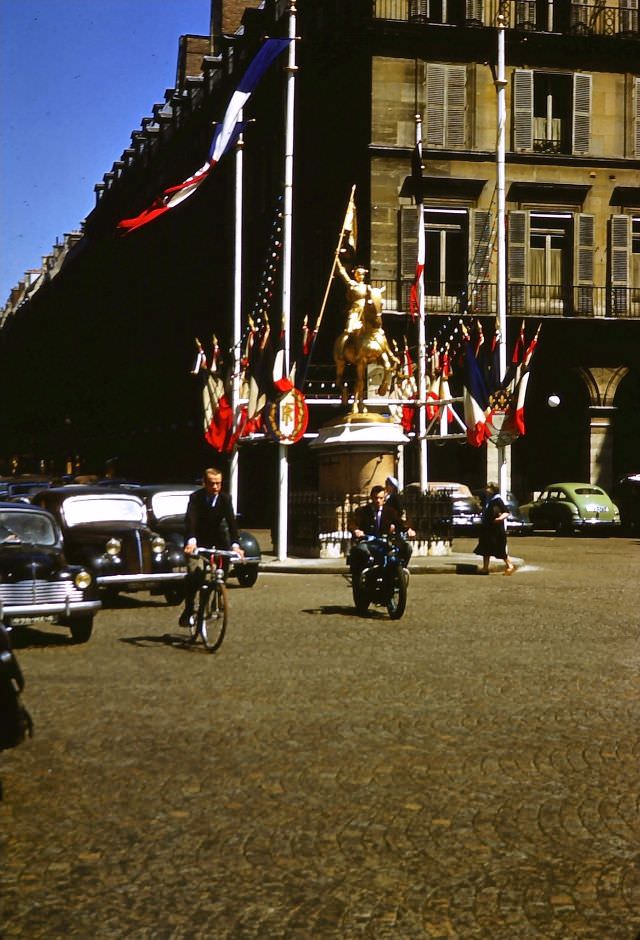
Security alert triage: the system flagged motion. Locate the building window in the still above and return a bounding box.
[408,0,482,24]
[609,214,640,316]
[426,63,468,149]
[508,210,594,315]
[513,70,591,155]
[424,210,468,303]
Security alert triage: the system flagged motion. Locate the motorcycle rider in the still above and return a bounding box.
[348,484,415,580]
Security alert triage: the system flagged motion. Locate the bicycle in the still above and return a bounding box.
[187,547,239,652]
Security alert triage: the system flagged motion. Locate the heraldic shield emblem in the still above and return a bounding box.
[264,388,309,445]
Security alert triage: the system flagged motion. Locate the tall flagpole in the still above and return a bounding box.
[496,15,508,499]
[230,113,244,510]
[277,0,297,561]
[416,114,428,490]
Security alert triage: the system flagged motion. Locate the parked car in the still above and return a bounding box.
[0,502,101,642]
[611,473,640,535]
[519,483,621,535]
[426,482,482,531]
[31,486,189,604]
[132,484,262,588]
[472,488,533,535]
[0,477,52,503]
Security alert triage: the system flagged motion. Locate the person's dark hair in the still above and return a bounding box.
[370,485,385,499]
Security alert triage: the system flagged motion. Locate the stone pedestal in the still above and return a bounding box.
[308,415,409,558]
[310,414,408,497]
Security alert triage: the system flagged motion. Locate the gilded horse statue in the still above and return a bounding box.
[333,284,400,414]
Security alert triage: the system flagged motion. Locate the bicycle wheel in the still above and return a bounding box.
[197,581,228,652]
[386,568,407,620]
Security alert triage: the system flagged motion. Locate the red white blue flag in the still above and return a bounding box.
[117,39,291,233]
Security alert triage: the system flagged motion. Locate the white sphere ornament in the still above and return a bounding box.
[548,394,561,408]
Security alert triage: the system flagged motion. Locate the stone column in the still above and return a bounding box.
[588,406,616,493]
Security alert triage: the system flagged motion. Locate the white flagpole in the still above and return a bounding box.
[416,114,428,491]
[230,113,243,510]
[277,1,297,561]
[496,16,508,499]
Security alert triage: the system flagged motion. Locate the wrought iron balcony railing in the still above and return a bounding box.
[372,1,639,38]
[372,279,640,319]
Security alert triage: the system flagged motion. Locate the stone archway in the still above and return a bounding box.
[577,366,629,492]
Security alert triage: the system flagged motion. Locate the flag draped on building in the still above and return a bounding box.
[117,38,291,233]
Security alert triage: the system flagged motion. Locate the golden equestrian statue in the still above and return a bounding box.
[333,260,400,413]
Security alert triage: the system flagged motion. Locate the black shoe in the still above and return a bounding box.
[179,609,194,628]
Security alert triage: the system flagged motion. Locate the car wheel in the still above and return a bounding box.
[69,616,93,643]
[236,566,258,588]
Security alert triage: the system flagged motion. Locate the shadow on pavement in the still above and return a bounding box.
[302,605,389,620]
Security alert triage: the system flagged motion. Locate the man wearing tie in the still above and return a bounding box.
[179,467,244,627]
[348,484,414,580]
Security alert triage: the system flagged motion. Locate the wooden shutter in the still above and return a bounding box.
[426,64,466,148]
[513,70,533,152]
[508,210,529,314]
[515,0,537,26]
[399,207,419,312]
[609,214,631,316]
[634,76,640,157]
[465,0,483,24]
[572,73,591,155]
[573,213,594,315]
[468,209,493,312]
[620,0,639,33]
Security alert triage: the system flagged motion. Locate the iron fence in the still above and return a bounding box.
[373,279,640,319]
[288,490,453,557]
[372,0,639,37]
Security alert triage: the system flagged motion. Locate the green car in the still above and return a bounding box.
[520,483,621,536]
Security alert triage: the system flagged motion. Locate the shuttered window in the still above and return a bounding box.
[609,214,631,316]
[634,76,640,157]
[507,210,529,313]
[426,64,467,149]
[573,213,594,315]
[572,73,591,156]
[513,70,533,152]
[513,70,591,155]
[399,206,419,312]
[515,0,537,26]
[468,208,493,312]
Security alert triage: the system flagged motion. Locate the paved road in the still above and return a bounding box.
[1,536,638,939]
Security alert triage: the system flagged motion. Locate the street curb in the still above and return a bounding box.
[258,554,525,576]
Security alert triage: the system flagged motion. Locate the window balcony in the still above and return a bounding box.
[372,1,639,38]
[373,279,640,318]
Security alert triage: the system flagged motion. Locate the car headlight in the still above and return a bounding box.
[151,535,166,554]
[106,538,121,556]
[75,570,92,590]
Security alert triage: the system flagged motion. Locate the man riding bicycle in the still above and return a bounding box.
[179,467,244,628]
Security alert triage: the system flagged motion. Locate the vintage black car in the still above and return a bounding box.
[32,486,189,604]
[0,502,101,643]
[131,484,262,588]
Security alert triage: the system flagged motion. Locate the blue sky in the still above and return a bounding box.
[0,0,211,303]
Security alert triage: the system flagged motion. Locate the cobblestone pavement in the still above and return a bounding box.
[1,537,639,939]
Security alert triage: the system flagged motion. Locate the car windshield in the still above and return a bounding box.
[150,491,190,520]
[61,495,146,526]
[0,510,57,545]
[574,487,605,496]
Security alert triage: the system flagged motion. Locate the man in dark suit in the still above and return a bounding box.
[348,484,414,578]
[179,467,244,627]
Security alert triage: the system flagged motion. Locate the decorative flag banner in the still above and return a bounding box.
[462,338,492,447]
[117,38,291,233]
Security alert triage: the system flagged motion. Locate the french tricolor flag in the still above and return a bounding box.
[117,39,290,233]
[462,340,492,447]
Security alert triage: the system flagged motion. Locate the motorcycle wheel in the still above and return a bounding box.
[386,568,407,620]
[352,577,370,615]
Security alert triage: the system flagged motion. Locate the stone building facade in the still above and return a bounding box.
[1,0,638,519]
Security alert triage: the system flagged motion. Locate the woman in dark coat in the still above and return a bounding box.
[474,483,515,575]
